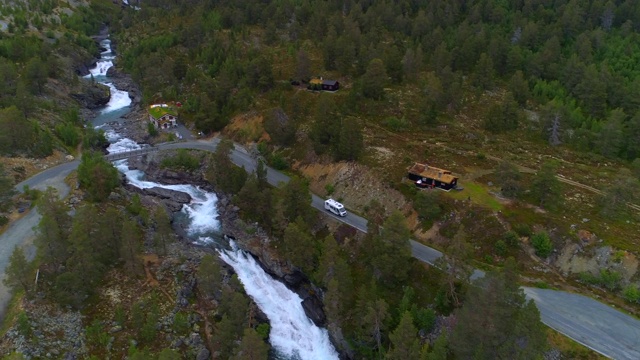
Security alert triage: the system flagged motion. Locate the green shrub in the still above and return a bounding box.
[147,122,158,137]
[160,149,200,171]
[55,122,81,147]
[413,308,436,332]
[513,223,532,237]
[494,239,507,256]
[413,190,442,221]
[16,312,31,338]
[256,323,270,339]
[531,231,553,258]
[578,272,600,285]
[623,285,640,303]
[599,269,622,291]
[325,183,335,196]
[114,305,125,326]
[86,319,110,348]
[503,231,520,247]
[383,116,410,132]
[270,153,289,170]
[173,312,190,334]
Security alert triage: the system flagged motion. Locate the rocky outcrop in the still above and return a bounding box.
[0,303,86,359]
[71,81,111,109]
[143,186,191,203]
[106,67,142,105]
[123,184,191,212]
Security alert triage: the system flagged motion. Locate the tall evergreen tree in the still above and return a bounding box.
[387,312,421,360]
[233,327,269,360]
[451,262,547,359]
[362,58,387,100]
[77,151,120,202]
[3,246,33,296]
[531,161,562,210]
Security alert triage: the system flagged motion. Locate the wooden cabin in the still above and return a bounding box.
[309,78,340,91]
[407,162,458,191]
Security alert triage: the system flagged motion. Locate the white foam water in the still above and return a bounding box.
[86,39,115,77]
[114,160,220,237]
[101,83,131,113]
[219,241,339,360]
[105,130,142,154]
[86,60,113,77]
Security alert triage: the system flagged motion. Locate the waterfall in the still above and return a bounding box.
[93,31,338,360]
[220,242,340,360]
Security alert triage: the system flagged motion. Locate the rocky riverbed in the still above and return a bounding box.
[124,152,352,358]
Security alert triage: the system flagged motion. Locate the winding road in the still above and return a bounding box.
[1,138,639,359]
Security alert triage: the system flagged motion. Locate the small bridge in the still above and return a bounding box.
[105,147,159,161]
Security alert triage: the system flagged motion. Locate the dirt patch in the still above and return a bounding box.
[1,150,69,184]
[297,161,413,222]
[223,111,269,144]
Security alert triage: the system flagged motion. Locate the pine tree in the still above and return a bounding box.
[120,220,143,276]
[370,211,412,287]
[387,312,421,360]
[152,205,173,256]
[531,161,562,210]
[233,327,269,360]
[362,298,389,354]
[77,151,120,202]
[362,58,387,100]
[451,260,547,359]
[197,254,222,298]
[35,188,72,267]
[495,161,522,198]
[282,219,316,274]
[3,246,33,295]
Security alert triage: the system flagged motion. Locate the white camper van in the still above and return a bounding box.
[324,199,347,217]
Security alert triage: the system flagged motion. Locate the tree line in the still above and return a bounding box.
[115,0,640,165]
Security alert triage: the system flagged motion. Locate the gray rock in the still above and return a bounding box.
[143,187,191,203]
[196,348,210,360]
[302,296,327,327]
[109,325,123,333]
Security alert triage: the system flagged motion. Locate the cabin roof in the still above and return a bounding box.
[149,104,178,119]
[310,78,338,86]
[407,162,458,184]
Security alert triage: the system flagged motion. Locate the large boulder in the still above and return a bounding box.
[301,296,327,327]
[70,82,110,109]
[143,187,191,204]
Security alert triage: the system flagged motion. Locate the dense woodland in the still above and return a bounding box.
[3,143,549,359]
[2,0,640,359]
[115,0,640,163]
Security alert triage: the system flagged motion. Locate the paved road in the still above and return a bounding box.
[2,139,640,359]
[525,287,640,359]
[0,161,76,320]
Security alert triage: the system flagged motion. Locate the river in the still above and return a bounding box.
[89,35,339,360]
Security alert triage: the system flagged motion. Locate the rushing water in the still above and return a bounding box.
[220,242,340,360]
[86,38,132,126]
[88,33,338,360]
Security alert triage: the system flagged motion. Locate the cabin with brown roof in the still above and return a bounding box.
[407,162,458,191]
